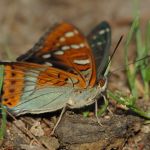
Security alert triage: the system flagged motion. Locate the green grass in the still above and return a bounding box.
[108,15,150,119]
[0,106,7,140]
[0,65,7,140]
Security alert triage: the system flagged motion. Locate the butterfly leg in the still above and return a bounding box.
[95,100,102,126]
[95,94,108,126]
[51,106,66,135]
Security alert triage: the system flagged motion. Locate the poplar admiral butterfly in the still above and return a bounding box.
[0,22,111,132]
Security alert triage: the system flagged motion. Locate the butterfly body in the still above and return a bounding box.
[0,22,111,116]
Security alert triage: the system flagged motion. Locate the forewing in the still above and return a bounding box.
[17,22,96,87]
[87,21,111,81]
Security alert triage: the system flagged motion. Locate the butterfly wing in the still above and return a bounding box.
[1,62,87,115]
[17,23,96,87]
[87,21,111,81]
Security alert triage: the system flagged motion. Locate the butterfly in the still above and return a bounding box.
[0,22,111,119]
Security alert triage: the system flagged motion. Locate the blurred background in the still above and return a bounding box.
[0,0,149,62]
[0,1,150,149]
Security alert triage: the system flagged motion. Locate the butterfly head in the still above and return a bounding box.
[97,77,108,92]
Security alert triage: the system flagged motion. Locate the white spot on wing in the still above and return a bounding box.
[71,44,80,49]
[106,28,110,32]
[61,46,70,51]
[45,62,53,66]
[65,32,75,37]
[99,30,105,35]
[73,59,90,65]
[54,51,64,55]
[42,54,51,59]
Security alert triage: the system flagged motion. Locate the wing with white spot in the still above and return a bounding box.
[87,21,111,81]
[17,23,97,87]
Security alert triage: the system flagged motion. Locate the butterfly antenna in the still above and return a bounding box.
[107,35,124,68]
[110,54,150,74]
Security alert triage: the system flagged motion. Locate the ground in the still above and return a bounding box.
[0,0,150,150]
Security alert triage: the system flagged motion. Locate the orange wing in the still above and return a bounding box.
[17,23,96,88]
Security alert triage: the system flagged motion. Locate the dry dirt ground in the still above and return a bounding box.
[0,0,150,150]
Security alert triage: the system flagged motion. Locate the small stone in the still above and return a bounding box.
[30,121,44,137]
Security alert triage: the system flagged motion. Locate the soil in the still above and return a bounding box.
[0,0,150,150]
